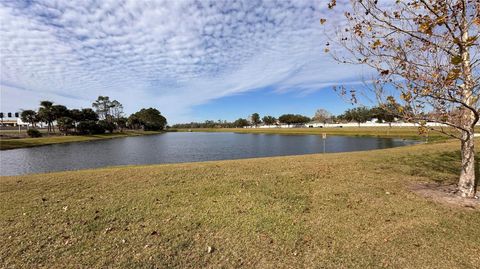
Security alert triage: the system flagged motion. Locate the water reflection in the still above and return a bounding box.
[0,132,417,176]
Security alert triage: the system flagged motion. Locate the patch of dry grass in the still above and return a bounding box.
[1,140,479,268]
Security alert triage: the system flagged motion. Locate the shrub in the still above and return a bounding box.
[98,120,115,133]
[77,121,105,135]
[27,128,42,138]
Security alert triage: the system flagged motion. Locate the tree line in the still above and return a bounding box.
[172,106,397,129]
[21,96,167,137]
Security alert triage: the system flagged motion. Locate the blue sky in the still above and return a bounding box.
[194,85,366,122]
[0,0,369,123]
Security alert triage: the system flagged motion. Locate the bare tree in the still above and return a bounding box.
[324,0,479,197]
[110,100,124,124]
[313,108,333,124]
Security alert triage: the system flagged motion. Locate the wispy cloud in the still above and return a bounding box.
[0,0,362,122]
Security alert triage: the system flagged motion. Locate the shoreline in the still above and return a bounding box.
[172,127,451,141]
[0,127,446,151]
[0,130,164,151]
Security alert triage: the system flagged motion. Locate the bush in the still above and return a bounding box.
[98,120,115,133]
[77,121,105,135]
[27,129,42,138]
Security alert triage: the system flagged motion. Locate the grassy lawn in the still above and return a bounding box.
[0,131,163,150]
[173,127,450,141]
[1,140,478,268]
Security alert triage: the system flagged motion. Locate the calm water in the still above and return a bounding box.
[0,132,417,176]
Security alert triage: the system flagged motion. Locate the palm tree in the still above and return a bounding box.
[20,110,38,128]
[38,101,55,134]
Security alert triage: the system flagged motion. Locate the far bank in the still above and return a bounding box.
[0,130,163,150]
[172,127,451,141]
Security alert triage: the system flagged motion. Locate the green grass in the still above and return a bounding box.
[0,130,163,150]
[173,127,449,141]
[1,140,479,268]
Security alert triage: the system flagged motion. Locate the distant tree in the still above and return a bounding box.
[98,120,115,133]
[37,101,55,134]
[234,118,250,128]
[371,106,396,126]
[77,120,105,135]
[92,96,112,121]
[81,108,99,121]
[69,109,83,122]
[68,109,83,133]
[127,114,143,130]
[111,100,124,120]
[278,114,310,125]
[52,105,69,119]
[20,110,38,128]
[262,115,277,125]
[116,117,128,132]
[57,117,75,135]
[203,120,215,128]
[313,108,332,124]
[342,107,371,126]
[250,113,261,126]
[131,108,167,131]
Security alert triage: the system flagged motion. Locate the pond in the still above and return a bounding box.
[0,132,418,176]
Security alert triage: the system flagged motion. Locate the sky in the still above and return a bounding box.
[0,0,370,123]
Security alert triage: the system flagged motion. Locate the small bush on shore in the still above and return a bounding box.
[26,129,42,138]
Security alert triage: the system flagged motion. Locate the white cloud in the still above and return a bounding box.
[0,0,360,123]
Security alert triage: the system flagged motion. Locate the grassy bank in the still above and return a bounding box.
[0,130,163,150]
[1,141,479,268]
[173,127,450,141]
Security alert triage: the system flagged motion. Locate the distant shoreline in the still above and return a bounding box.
[171,127,451,141]
[0,130,163,150]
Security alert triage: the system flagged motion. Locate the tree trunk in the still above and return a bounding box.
[457,11,478,198]
[458,130,476,198]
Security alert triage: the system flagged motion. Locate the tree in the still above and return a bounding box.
[278,114,311,125]
[262,115,277,125]
[98,120,115,133]
[81,108,99,121]
[20,110,38,128]
[110,100,124,122]
[69,109,83,123]
[37,101,55,134]
[52,105,69,119]
[371,105,396,126]
[127,114,142,130]
[77,120,105,135]
[234,118,250,128]
[92,96,112,121]
[57,117,74,135]
[325,1,479,197]
[342,107,371,126]
[116,117,128,132]
[250,113,261,126]
[131,108,167,131]
[313,108,332,124]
